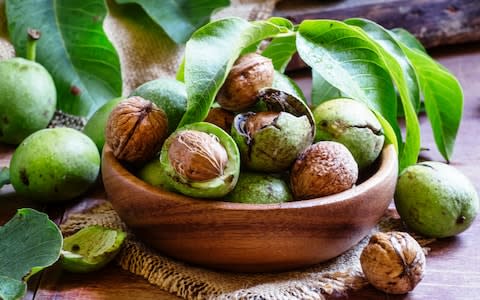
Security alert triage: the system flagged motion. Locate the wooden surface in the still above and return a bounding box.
[275,0,480,71]
[102,144,396,272]
[275,0,480,49]
[1,43,479,299]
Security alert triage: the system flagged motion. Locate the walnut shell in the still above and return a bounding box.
[290,141,358,199]
[217,53,274,112]
[360,231,426,294]
[245,111,280,136]
[168,130,228,182]
[204,107,235,132]
[105,96,168,163]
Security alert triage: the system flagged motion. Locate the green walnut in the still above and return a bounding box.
[0,31,56,144]
[313,98,384,170]
[83,97,124,152]
[9,128,100,202]
[159,122,240,198]
[130,78,187,134]
[395,161,479,238]
[225,172,292,204]
[137,157,173,191]
[231,88,315,172]
[61,225,126,273]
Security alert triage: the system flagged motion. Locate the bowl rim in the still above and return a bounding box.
[103,143,397,211]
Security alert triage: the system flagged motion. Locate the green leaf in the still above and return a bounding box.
[180,18,289,126]
[6,0,122,117]
[272,70,306,103]
[400,46,463,161]
[115,0,230,44]
[391,28,426,53]
[373,111,399,154]
[0,208,63,300]
[346,18,421,112]
[176,57,186,82]
[344,18,421,169]
[262,34,296,72]
[296,20,400,146]
[311,69,343,107]
[266,17,295,30]
[0,276,25,300]
[261,18,296,72]
[297,20,397,123]
[0,167,9,189]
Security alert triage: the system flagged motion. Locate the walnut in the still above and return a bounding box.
[216,53,274,112]
[360,231,426,294]
[204,107,235,132]
[105,96,168,163]
[245,111,279,136]
[168,130,228,182]
[290,141,358,199]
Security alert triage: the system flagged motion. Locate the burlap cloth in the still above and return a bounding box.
[0,1,434,299]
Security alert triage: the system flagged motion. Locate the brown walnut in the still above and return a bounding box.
[245,111,280,136]
[360,231,426,294]
[290,141,358,199]
[204,107,235,132]
[168,130,228,182]
[105,96,168,163]
[217,53,274,112]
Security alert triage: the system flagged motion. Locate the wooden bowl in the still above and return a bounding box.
[102,144,398,273]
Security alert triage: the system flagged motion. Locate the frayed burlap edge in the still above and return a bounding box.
[61,201,435,300]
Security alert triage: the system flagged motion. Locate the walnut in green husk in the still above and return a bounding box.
[0,30,56,144]
[159,122,240,198]
[231,88,315,172]
[313,98,384,170]
[360,231,426,294]
[225,172,292,204]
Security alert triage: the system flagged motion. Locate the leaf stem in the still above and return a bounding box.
[26,28,41,62]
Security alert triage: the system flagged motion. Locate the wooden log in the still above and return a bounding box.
[275,0,480,70]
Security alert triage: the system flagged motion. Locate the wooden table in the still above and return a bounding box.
[1,43,479,300]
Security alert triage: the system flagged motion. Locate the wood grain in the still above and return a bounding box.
[276,0,480,71]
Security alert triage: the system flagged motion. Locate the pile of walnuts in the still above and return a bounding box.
[105,53,363,202]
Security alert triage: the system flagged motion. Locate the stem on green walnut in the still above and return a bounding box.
[26,28,41,62]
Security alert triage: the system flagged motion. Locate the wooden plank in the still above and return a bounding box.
[35,264,180,300]
[275,0,480,70]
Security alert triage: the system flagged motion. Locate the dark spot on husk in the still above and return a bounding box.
[418,162,434,170]
[224,175,234,184]
[71,244,80,252]
[20,168,29,186]
[456,215,466,224]
[70,85,81,96]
